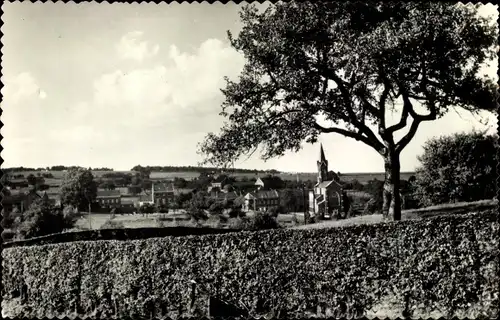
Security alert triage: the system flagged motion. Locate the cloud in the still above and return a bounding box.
[1,72,47,105]
[89,38,245,127]
[116,31,160,62]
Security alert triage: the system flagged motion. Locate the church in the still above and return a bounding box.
[308,144,343,219]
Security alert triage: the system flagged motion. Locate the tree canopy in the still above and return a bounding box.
[200,2,496,164]
[199,2,497,220]
[60,168,98,212]
[414,131,497,206]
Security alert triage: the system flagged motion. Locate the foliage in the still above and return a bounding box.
[2,210,497,318]
[363,179,385,212]
[228,205,245,218]
[199,2,497,221]
[173,192,193,210]
[99,181,116,190]
[280,189,297,211]
[60,168,97,212]
[341,191,351,217]
[157,204,169,214]
[342,179,364,191]
[266,205,284,218]
[208,202,225,216]
[186,192,209,221]
[12,199,77,240]
[1,207,22,229]
[139,203,156,214]
[246,211,281,230]
[414,131,498,207]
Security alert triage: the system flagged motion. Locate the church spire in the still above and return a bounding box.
[317,144,329,183]
[319,143,326,164]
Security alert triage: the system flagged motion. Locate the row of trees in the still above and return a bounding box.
[131,165,280,174]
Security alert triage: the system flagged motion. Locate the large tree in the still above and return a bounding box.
[199,2,497,220]
[60,168,98,212]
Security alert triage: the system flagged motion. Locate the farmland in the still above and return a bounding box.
[6,169,416,183]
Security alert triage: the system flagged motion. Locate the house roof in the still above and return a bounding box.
[138,194,152,202]
[315,180,342,189]
[174,188,194,195]
[209,191,239,200]
[212,175,228,183]
[97,190,121,198]
[246,190,279,199]
[153,183,174,193]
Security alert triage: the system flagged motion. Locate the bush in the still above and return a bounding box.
[12,200,78,240]
[246,212,281,230]
[363,199,378,215]
[2,210,497,319]
[414,131,497,206]
[228,205,244,218]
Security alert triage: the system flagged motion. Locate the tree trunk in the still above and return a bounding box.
[382,149,402,221]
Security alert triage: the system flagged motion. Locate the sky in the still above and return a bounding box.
[1,2,498,173]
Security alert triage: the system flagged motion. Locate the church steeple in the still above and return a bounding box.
[319,144,327,164]
[317,144,329,183]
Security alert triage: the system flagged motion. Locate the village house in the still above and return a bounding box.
[138,183,175,208]
[207,174,228,193]
[2,188,53,213]
[151,183,175,206]
[243,189,280,212]
[96,190,122,210]
[308,144,343,219]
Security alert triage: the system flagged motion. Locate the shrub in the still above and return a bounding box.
[364,199,378,215]
[12,200,77,240]
[246,212,281,230]
[2,210,497,319]
[1,207,22,229]
[414,131,497,206]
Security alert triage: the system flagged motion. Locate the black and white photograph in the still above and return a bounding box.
[1,1,498,319]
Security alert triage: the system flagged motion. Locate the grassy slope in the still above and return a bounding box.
[293,199,498,230]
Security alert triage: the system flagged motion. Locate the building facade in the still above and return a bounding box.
[308,144,343,219]
[96,190,122,209]
[243,190,280,212]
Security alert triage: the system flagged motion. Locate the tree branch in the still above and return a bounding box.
[386,92,411,134]
[396,106,437,153]
[313,122,385,154]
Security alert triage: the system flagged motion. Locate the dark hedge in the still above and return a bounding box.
[2,226,241,249]
[2,210,498,319]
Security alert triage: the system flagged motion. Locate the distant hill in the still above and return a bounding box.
[3,165,416,184]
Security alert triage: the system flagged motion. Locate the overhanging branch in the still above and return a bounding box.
[313,122,385,154]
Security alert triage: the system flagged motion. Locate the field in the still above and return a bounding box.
[73,199,496,232]
[7,169,416,184]
[74,210,305,230]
